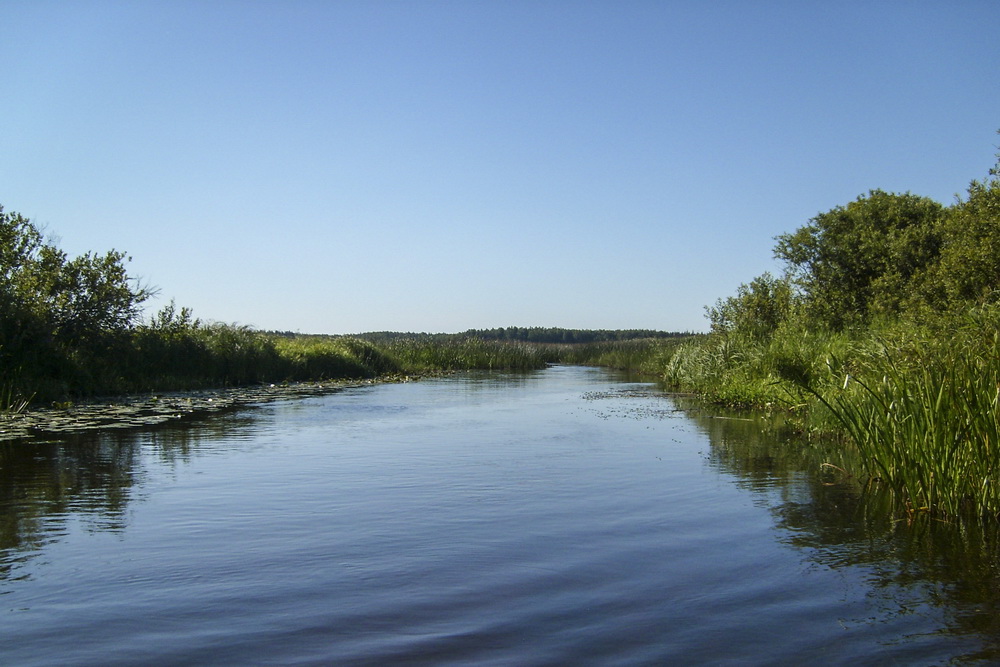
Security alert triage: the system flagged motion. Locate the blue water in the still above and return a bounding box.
[1,366,997,665]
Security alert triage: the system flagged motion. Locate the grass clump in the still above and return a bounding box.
[658,309,1000,520]
[558,338,686,375]
[274,336,401,380]
[807,308,1000,519]
[387,338,556,372]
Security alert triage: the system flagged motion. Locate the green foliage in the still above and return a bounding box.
[460,327,687,344]
[707,272,794,339]
[558,338,686,374]
[354,327,689,345]
[661,323,852,411]
[920,160,1000,309]
[667,138,1000,519]
[774,189,944,329]
[387,338,556,371]
[782,308,1000,519]
[0,206,153,404]
[273,336,401,380]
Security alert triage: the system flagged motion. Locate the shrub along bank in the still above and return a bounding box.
[650,142,1000,520]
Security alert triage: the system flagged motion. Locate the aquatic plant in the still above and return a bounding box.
[387,338,555,371]
[811,310,1000,519]
[273,336,399,380]
[557,338,683,374]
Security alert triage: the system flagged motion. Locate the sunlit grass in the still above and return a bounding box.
[273,336,401,380]
[813,313,1000,519]
[387,338,556,371]
[655,310,1000,520]
[557,338,684,374]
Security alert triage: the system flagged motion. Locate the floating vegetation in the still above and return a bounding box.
[0,379,397,443]
[581,386,687,421]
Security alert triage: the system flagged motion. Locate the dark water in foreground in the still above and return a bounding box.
[2,366,999,665]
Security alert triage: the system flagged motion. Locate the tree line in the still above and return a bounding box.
[0,206,684,406]
[459,327,686,343]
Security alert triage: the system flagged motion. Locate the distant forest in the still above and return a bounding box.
[461,327,687,343]
[332,328,689,344]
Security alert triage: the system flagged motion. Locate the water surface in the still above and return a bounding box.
[2,366,998,665]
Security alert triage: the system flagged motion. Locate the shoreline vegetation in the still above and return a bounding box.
[0,377,396,442]
[3,137,1000,520]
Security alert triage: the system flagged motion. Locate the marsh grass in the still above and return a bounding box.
[274,336,401,380]
[387,338,555,371]
[6,322,668,405]
[661,327,853,412]
[5,322,411,403]
[558,339,683,374]
[1,384,32,415]
[808,314,1000,519]
[657,309,1000,520]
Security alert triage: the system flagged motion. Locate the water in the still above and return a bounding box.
[2,365,999,665]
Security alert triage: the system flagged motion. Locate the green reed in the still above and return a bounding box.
[750,307,997,520]
[557,338,683,374]
[273,336,403,380]
[387,338,555,371]
[660,327,852,412]
[813,320,1000,519]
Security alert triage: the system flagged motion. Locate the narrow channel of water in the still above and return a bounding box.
[1,365,998,665]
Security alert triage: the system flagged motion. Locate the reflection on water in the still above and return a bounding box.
[1,433,137,574]
[0,411,264,579]
[678,398,1000,663]
[1,368,999,664]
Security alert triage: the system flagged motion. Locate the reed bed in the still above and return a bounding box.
[657,312,1000,520]
[558,338,682,374]
[661,328,853,411]
[386,338,556,371]
[2,324,407,405]
[273,336,401,380]
[812,312,1000,519]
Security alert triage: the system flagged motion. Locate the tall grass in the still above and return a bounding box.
[387,338,556,371]
[4,321,409,403]
[5,321,670,405]
[801,309,1000,519]
[660,327,853,412]
[558,338,684,374]
[655,309,1000,520]
[274,336,401,380]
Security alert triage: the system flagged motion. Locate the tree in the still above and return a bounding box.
[773,190,944,329]
[0,205,153,362]
[921,152,1000,309]
[707,272,794,339]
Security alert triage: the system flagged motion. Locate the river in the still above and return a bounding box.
[2,365,998,665]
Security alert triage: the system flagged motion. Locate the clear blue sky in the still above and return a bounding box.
[3,1,998,334]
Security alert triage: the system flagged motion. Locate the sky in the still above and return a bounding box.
[2,1,998,334]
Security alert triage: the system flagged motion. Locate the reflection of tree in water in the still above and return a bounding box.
[678,398,1000,663]
[0,432,138,578]
[776,486,1000,663]
[0,410,262,581]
